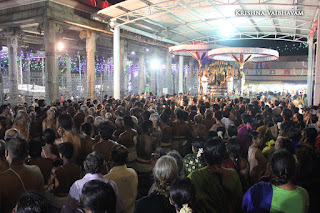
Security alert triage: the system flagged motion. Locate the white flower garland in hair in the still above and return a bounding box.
[217,131,223,139]
[180,204,192,213]
[197,148,203,158]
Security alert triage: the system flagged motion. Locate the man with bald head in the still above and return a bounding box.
[117,116,138,163]
[4,128,20,141]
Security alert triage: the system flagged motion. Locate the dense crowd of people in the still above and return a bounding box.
[0,92,319,213]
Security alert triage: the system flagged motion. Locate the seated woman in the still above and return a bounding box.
[222,137,249,192]
[169,178,196,213]
[188,137,242,213]
[134,156,178,213]
[243,149,310,213]
[248,131,268,184]
[183,137,205,176]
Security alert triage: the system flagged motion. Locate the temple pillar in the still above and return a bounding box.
[314,12,320,104]
[66,56,72,99]
[4,27,21,105]
[138,54,145,95]
[150,50,158,95]
[178,55,184,94]
[113,25,120,99]
[189,58,195,95]
[166,53,172,95]
[85,31,96,101]
[44,20,61,104]
[120,40,128,97]
[25,54,31,104]
[307,39,314,106]
[18,55,22,85]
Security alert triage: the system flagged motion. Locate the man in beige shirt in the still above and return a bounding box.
[105,144,138,213]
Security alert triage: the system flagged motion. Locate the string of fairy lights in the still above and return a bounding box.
[273,42,309,53]
[0,47,309,77]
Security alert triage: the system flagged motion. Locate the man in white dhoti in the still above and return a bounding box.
[201,75,208,95]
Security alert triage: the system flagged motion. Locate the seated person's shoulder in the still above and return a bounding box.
[222,167,238,177]
[25,164,42,173]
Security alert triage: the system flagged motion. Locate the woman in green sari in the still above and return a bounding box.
[188,137,242,213]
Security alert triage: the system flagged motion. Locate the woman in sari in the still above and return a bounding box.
[188,137,242,213]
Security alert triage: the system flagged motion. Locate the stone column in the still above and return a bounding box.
[103,58,111,97]
[113,26,121,99]
[178,55,184,94]
[44,21,61,104]
[189,58,195,95]
[41,58,45,86]
[314,13,320,105]
[166,53,172,95]
[150,50,158,95]
[307,39,314,106]
[0,70,3,105]
[66,56,72,99]
[18,56,22,85]
[120,40,128,97]
[25,54,31,104]
[6,31,19,105]
[0,60,3,104]
[86,31,96,101]
[138,54,145,95]
[184,64,188,93]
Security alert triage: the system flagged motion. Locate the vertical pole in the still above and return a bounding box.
[138,55,145,95]
[42,58,45,86]
[307,39,314,106]
[78,54,82,97]
[113,25,121,99]
[25,54,30,104]
[7,35,19,105]
[66,56,72,99]
[103,60,108,98]
[86,31,96,101]
[0,59,3,105]
[314,13,320,105]
[166,53,172,95]
[18,55,22,85]
[44,20,59,104]
[100,70,102,102]
[179,55,184,94]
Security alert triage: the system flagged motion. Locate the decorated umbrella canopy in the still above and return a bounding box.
[208,47,279,95]
[169,43,220,96]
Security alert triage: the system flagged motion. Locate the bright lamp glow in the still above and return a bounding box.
[151,59,160,69]
[57,42,64,51]
[219,22,235,38]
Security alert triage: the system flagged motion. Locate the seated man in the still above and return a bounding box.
[4,128,20,141]
[80,123,96,161]
[48,142,80,207]
[61,152,124,213]
[105,144,138,213]
[0,137,44,213]
[41,128,61,166]
[93,121,118,164]
[117,116,138,163]
[55,114,82,165]
[26,140,54,186]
